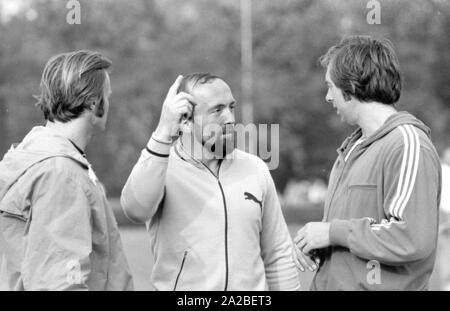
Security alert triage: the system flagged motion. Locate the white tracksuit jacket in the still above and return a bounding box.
[121,136,300,291]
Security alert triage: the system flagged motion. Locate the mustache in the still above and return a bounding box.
[222,123,235,134]
[194,123,236,139]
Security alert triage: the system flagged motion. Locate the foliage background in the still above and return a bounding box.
[0,0,449,196]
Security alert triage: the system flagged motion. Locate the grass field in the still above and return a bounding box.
[119,224,316,291]
[115,200,448,291]
[115,199,321,291]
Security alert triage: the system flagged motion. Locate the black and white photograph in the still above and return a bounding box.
[0,0,449,297]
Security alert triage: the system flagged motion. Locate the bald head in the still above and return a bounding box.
[178,72,223,96]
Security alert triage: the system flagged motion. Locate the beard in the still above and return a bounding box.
[202,132,236,159]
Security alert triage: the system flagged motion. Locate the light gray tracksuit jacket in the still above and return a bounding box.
[0,126,133,290]
[121,137,300,291]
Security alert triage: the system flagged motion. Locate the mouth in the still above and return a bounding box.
[332,105,339,114]
[221,125,235,138]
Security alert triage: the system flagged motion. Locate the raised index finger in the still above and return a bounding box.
[167,75,184,97]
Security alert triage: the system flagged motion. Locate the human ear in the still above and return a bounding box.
[88,98,104,117]
[179,117,193,134]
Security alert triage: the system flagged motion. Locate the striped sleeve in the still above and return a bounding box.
[330,125,440,264]
[388,125,420,220]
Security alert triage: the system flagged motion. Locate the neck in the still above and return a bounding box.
[356,102,397,138]
[45,117,92,152]
[180,133,221,175]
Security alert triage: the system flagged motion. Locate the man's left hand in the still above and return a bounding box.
[294,222,331,254]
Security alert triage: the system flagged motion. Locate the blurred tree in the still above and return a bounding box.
[0,93,7,155]
[0,45,7,155]
[0,0,448,195]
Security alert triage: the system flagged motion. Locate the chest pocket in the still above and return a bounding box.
[345,185,380,220]
[0,196,31,278]
[0,189,31,232]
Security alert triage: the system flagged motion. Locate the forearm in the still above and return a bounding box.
[330,217,437,265]
[266,243,301,291]
[121,136,170,223]
[261,166,301,290]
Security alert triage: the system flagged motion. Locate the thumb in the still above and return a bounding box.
[167,75,184,98]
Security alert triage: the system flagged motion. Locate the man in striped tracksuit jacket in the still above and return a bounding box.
[293,35,442,290]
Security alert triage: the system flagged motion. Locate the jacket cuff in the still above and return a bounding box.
[330,219,351,248]
[146,136,171,157]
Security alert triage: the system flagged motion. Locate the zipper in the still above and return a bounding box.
[176,144,230,291]
[201,161,229,291]
[217,179,229,291]
[325,142,365,220]
[324,157,348,221]
[173,250,188,291]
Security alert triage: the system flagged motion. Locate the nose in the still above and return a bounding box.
[223,107,235,125]
[325,90,333,104]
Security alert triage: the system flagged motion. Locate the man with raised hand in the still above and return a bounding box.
[121,73,300,291]
[0,51,133,290]
[294,35,441,290]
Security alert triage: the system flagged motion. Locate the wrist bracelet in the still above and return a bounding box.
[152,134,173,145]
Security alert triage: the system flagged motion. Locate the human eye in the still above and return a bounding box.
[213,105,224,113]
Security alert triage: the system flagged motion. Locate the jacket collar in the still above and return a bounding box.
[17,126,90,169]
[338,111,431,155]
[173,139,236,173]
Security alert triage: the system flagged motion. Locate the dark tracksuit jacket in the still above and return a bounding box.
[311,112,441,290]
